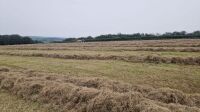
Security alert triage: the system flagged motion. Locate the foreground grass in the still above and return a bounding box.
[0,55,200,93]
[2,68,200,112]
[0,91,47,112]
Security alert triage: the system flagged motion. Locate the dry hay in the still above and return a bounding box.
[119,47,200,52]
[0,67,9,72]
[1,39,200,49]
[144,55,200,65]
[0,68,200,112]
[0,51,200,66]
[2,46,200,53]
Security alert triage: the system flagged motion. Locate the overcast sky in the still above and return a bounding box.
[0,0,200,37]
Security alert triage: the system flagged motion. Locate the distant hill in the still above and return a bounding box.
[30,36,65,43]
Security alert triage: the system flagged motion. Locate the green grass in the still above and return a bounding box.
[0,91,48,112]
[0,55,200,93]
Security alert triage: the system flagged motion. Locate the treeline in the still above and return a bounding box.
[62,31,200,43]
[0,35,41,45]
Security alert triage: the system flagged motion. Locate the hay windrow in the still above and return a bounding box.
[0,67,9,72]
[0,51,200,65]
[2,46,200,52]
[0,68,200,112]
[1,39,200,49]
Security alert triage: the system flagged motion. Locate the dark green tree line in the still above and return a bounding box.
[62,31,200,43]
[0,34,40,45]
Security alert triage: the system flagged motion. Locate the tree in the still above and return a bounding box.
[0,35,35,45]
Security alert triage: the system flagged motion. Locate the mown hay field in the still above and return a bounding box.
[0,39,200,112]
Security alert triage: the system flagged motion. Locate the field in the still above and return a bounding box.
[0,39,200,112]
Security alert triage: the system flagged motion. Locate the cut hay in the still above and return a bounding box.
[0,68,200,112]
[0,51,200,65]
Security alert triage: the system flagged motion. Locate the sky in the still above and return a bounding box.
[0,0,200,37]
